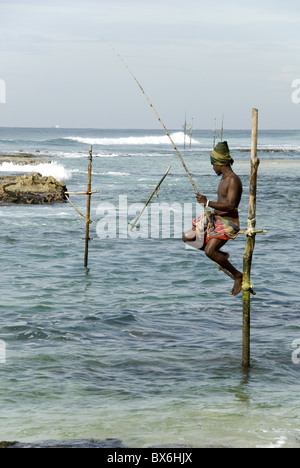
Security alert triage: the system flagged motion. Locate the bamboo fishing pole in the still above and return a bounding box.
[105,40,234,280]
[129,165,172,231]
[103,39,199,197]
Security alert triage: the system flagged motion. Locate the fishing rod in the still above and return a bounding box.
[129,165,172,231]
[103,39,200,197]
[104,41,235,280]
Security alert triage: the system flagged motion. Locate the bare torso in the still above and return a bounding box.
[214,169,243,214]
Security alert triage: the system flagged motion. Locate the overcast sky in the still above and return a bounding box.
[1,0,300,129]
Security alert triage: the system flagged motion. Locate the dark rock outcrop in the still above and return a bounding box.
[0,173,67,205]
[1,439,124,448]
[0,152,52,165]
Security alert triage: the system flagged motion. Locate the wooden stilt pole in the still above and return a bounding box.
[221,114,224,142]
[65,145,99,267]
[183,113,187,150]
[84,146,93,268]
[242,109,259,367]
[189,118,194,148]
[213,118,217,148]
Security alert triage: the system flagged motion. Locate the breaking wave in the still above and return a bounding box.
[0,161,72,181]
[64,132,199,146]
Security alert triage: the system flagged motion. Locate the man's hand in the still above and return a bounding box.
[196,193,207,205]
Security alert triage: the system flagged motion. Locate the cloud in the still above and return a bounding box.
[1,0,300,128]
[2,0,299,48]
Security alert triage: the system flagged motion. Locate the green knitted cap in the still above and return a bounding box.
[210,141,234,166]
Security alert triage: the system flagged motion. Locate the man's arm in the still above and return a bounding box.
[197,177,242,212]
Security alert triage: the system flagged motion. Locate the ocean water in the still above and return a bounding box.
[0,127,300,448]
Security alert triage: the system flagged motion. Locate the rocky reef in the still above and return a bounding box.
[0,152,52,165]
[0,439,124,449]
[0,152,67,204]
[0,439,191,448]
[0,173,67,205]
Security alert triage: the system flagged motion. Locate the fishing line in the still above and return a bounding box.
[102,38,200,196]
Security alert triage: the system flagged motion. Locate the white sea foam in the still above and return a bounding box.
[64,131,199,146]
[52,151,87,159]
[256,435,287,449]
[47,150,121,159]
[0,161,72,181]
[96,171,130,176]
[95,153,122,158]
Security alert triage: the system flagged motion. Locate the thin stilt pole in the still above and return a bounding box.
[183,113,187,150]
[213,118,217,148]
[65,145,98,267]
[189,118,194,148]
[242,109,259,367]
[84,146,93,268]
[221,114,224,142]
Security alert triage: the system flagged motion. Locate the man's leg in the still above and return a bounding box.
[204,238,243,296]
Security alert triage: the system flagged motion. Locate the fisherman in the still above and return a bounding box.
[183,141,243,296]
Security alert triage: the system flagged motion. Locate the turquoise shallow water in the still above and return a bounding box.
[0,128,300,447]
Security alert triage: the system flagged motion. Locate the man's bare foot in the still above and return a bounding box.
[230,274,243,296]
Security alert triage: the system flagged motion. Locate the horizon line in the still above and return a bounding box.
[1,126,300,132]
